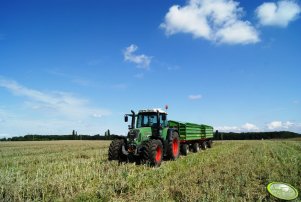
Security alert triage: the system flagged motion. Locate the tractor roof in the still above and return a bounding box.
[138,108,167,114]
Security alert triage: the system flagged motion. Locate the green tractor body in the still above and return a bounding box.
[108,108,214,166]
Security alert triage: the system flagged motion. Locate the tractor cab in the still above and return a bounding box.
[124,109,168,146]
[124,108,167,129]
[136,109,168,129]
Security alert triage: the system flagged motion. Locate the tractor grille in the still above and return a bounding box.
[128,130,139,140]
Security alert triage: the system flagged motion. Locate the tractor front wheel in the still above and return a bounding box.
[167,131,180,160]
[141,139,163,167]
[108,139,124,160]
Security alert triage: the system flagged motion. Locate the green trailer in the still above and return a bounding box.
[108,108,214,166]
[168,120,214,155]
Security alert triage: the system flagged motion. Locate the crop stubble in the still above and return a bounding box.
[0,140,300,201]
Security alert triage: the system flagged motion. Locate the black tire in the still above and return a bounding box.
[141,139,163,167]
[192,142,199,153]
[167,131,180,160]
[207,140,213,148]
[108,139,124,160]
[140,140,150,163]
[180,144,189,156]
[201,141,207,150]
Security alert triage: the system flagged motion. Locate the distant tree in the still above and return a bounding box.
[104,129,111,137]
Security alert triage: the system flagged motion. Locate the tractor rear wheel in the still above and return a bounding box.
[141,139,163,167]
[108,139,124,160]
[192,142,199,153]
[167,131,180,160]
[181,144,189,156]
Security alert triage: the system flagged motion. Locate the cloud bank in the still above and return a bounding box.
[256,0,301,27]
[160,0,260,44]
[217,122,259,132]
[0,78,110,119]
[266,121,295,130]
[217,121,301,132]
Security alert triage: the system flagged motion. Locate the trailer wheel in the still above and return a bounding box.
[141,139,163,167]
[201,141,207,150]
[207,140,213,148]
[192,143,199,153]
[108,139,124,160]
[167,131,180,160]
[181,144,189,156]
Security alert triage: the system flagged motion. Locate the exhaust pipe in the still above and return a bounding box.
[131,110,136,129]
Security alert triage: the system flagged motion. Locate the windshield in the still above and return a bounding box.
[136,113,167,128]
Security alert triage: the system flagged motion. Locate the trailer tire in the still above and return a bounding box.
[108,139,124,160]
[167,131,180,160]
[181,144,189,156]
[141,139,163,167]
[192,142,199,153]
[207,140,213,148]
[201,141,207,150]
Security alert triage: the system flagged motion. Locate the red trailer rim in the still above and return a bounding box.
[172,139,179,156]
[155,146,162,162]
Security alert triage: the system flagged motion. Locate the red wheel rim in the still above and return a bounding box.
[172,139,179,156]
[155,146,162,162]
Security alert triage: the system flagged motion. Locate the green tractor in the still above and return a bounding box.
[108,109,180,166]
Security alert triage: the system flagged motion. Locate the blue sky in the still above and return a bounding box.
[0,0,301,137]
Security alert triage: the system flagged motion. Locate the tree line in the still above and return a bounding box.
[213,131,300,140]
[0,130,300,141]
[0,129,119,141]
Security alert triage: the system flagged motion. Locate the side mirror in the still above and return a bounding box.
[162,114,166,121]
[124,115,128,122]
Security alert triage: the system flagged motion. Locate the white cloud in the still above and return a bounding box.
[216,125,240,132]
[217,122,259,132]
[0,105,119,136]
[241,123,259,131]
[215,21,259,44]
[188,94,202,100]
[123,44,152,69]
[160,0,259,44]
[215,121,301,133]
[0,78,110,119]
[256,0,301,27]
[267,121,295,130]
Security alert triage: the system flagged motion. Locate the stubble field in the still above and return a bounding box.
[0,139,300,201]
